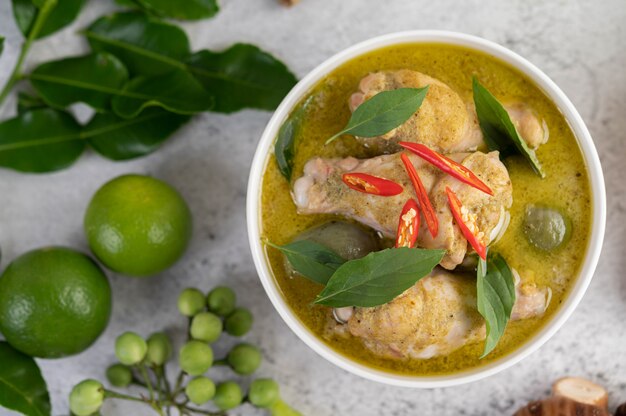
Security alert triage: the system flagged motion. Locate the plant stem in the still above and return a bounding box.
[138,364,164,416]
[0,0,57,107]
[183,406,226,416]
[104,389,149,403]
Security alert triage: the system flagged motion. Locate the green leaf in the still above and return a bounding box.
[115,0,140,6]
[86,108,189,160]
[476,251,516,358]
[274,96,310,180]
[111,69,214,118]
[84,12,190,77]
[187,44,297,113]
[326,87,429,144]
[0,341,50,416]
[134,0,219,20]
[472,77,545,178]
[17,92,48,114]
[315,248,445,307]
[0,37,4,55]
[12,0,87,39]
[30,52,129,112]
[0,108,84,173]
[267,240,345,285]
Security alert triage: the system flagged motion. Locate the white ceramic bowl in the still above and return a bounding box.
[246,31,606,388]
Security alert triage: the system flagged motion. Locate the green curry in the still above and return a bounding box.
[260,43,591,375]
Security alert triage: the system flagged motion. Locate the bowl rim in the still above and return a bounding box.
[246,30,606,388]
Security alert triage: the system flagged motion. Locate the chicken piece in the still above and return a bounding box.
[345,269,550,360]
[292,151,512,269]
[350,70,548,153]
[349,70,480,153]
[423,151,512,269]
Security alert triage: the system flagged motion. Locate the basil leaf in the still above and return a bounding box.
[30,52,129,112]
[17,92,48,115]
[12,0,87,39]
[0,109,84,173]
[477,251,516,358]
[84,12,190,77]
[111,69,214,118]
[87,108,190,160]
[187,44,297,113]
[0,341,51,416]
[134,0,219,20]
[267,240,345,285]
[315,247,445,307]
[274,96,311,180]
[0,37,4,55]
[472,77,545,178]
[326,87,429,144]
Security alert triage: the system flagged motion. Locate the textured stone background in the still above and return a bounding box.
[0,0,625,415]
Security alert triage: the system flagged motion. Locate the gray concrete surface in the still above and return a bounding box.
[0,0,625,415]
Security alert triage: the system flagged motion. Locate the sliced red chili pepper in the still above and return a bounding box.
[399,142,493,195]
[445,186,487,260]
[400,153,439,238]
[395,198,420,248]
[341,173,403,196]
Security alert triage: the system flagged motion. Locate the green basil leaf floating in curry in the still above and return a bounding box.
[472,77,545,178]
[274,96,312,180]
[266,240,346,285]
[111,69,215,118]
[476,251,516,358]
[326,86,429,144]
[0,108,84,173]
[12,0,87,40]
[86,108,190,160]
[315,248,445,308]
[126,0,219,21]
[17,92,48,115]
[187,44,298,113]
[84,12,191,77]
[0,341,51,416]
[29,52,129,112]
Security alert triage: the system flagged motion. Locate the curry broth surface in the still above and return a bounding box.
[260,44,591,375]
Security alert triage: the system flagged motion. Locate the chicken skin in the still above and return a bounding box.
[292,151,512,269]
[350,70,548,153]
[344,269,550,359]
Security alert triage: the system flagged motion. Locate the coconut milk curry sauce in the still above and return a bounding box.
[260,44,591,375]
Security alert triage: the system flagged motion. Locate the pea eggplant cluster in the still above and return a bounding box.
[69,286,300,416]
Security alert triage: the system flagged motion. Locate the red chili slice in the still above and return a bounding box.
[445,186,487,260]
[400,153,439,238]
[399,142,493,195]
[341,173,403,196]
[395,198,420,248]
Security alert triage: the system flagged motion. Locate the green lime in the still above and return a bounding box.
[0,247,111,358]
[84,174,192,277]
